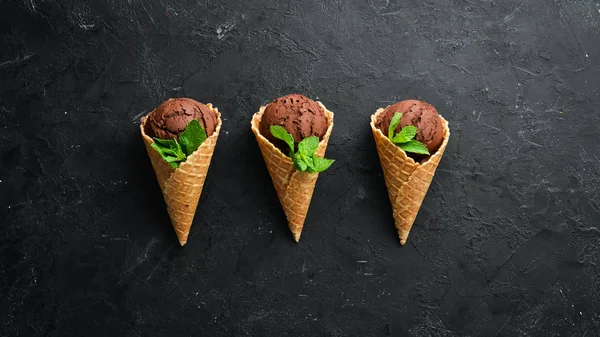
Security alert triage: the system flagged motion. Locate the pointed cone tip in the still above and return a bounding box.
[398,230,407,245]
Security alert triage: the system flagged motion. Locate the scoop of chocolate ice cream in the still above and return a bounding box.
[259,94,328,153]
[144,98,218,140]
[376,100,444,155]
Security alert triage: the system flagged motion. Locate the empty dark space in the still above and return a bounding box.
[1,1,599,336]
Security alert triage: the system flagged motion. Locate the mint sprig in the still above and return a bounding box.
[151,119,207,169]
[388,112,430,155]
[179,119,207,156]
[270,125,334,173]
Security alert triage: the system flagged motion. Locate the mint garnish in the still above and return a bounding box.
[388,112,430,155]
[270,125,334,173]
[151,119,207,169]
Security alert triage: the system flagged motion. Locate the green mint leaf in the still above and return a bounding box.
[152,144,174,156]
[311,154,335,173]
[151,137,186,168]
[151,141,165,156]
[392,125,417,144]
[149,117,208,169]
[152,138,178,154]
[298,136,319,155]
[280,133,334,173]
[292,147,334,173]
[270,125,295,153]
[153,137,176,146]
[179,119,207,156]
[164,154,185,163]
[292,153,308,171]
[386,113,430,155]
[399,140,430,155]
[388,112,402,140]
[152,138,177,156]
[304,154,317,173]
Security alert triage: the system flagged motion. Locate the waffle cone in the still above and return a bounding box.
[140,104,222,246]
[370,108,449,245]
[251,103,334,242]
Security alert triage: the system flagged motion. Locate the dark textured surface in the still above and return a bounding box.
[1,0,600,335]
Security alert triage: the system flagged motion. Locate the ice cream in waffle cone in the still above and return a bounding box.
[140,98,221,246]
[370,100,449,245]
[251,94,334,242]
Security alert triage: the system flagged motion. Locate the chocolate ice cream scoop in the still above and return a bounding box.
[376,100,444,154]
[259,94,328,153]
[144,98,218,140]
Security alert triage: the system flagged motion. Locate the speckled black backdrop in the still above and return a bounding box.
[2,0,600,336]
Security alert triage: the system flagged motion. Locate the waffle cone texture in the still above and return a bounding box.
[140,104,222,246]
[251,103,334,242]
[370,108,450,245]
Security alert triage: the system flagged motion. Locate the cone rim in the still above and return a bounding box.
[250,101,334,162]
[140,103,222,177]
[370,107,449,167]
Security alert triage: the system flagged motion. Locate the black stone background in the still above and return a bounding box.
[1,0,600,336]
